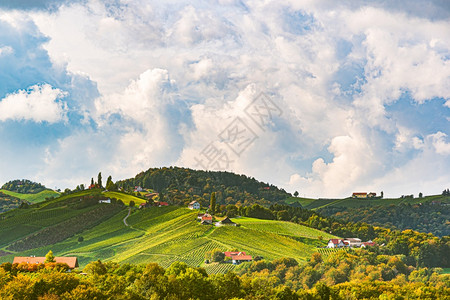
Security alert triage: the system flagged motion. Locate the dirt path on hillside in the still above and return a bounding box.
[123,208,131,226]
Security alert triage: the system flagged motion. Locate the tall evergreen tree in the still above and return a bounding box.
[210,192,216,214]
[98,172,103,189]
[106,175,116,191]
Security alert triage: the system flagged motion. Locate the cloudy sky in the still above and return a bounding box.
[0,0,449,198]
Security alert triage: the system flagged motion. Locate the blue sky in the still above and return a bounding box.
[0,0,449,198]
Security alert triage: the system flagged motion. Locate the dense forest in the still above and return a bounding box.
[1,180,48,194]
[1,250,448,299]
[116,167,291,206]
[317,200,450,237]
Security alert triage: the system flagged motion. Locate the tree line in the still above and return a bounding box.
[0,249,448,299]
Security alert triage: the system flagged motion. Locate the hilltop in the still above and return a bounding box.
[0,179,59,211]
[0,179,59,213]
[116,167,291,207]
[2,179,49,194]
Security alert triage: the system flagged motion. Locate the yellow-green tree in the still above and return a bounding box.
[45,250,55,263]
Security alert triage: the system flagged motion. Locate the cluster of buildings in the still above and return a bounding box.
[327,238,376,248]
[196,213,237,227]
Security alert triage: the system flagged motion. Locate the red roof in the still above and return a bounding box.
[362,241,376,247]
[202,216,212,221]
[232,255,252,261]
[13,256,79,269]
[329,239,342,245]
[352,192,367,196]
[158,202,169,206]
[224,251,246,258]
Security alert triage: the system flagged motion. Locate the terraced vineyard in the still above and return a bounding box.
[317,247,349,258]
[203,262,237,274]
[0,191,338,272]
[234,217,336,240]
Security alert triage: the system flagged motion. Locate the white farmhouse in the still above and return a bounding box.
[327,239,345,248]
[343,238,362,247]
[188,201,200,210]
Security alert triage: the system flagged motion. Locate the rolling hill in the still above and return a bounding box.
[0,189,336,272]
[0,179,59,213]
[287,194,450,237]
[0,189,59,204]
[116,167,292,207]
[285,194,449,209]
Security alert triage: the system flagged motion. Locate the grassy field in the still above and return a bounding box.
[104,191,147,206]
[0,193,333,272]
[0,189,59,204]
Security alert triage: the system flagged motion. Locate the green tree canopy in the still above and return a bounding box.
[45,250,55,263]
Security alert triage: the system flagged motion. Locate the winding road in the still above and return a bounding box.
[123,208,131,226]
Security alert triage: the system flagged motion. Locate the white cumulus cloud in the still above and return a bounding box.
[0,84,68,123]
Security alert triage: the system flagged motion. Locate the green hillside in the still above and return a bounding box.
[317,194,450,237]
[0,191,335,271]
[0,189,59,204]
[103,191,146,206]
[286,194,448,210]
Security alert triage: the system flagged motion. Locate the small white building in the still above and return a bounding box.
[344,238,362,248]
[98,198,111,204]
[327,239,345,248]
[188,201,200,210]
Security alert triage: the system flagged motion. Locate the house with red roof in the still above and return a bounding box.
[327,239,345,248]
[13,256,79,269]
[201,215,213,224]
[224,251,246,258]
[231,253,253,265]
